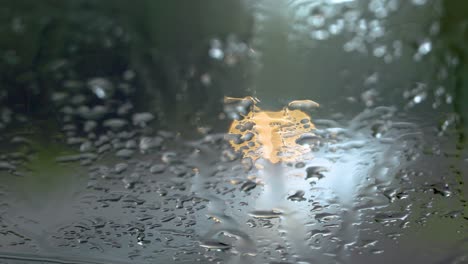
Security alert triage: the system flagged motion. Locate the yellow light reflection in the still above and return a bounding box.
[227,97,317,164]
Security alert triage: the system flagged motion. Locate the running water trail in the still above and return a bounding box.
[189,141,256,264]
[254,160,316,263]
[256,161,284,210]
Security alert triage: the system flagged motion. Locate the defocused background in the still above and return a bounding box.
[0,1,467,127]
[0,1,467,263]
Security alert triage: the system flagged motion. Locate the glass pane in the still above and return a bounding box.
[0,1,466,263]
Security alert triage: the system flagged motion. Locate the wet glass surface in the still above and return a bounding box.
[0,1,467,263]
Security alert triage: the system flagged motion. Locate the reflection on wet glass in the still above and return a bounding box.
[0,0,467,263]
[227,97,318,163]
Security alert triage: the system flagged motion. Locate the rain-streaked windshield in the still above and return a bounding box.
[0,1,467,263]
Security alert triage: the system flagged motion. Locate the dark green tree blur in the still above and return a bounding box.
[0,0,252,127]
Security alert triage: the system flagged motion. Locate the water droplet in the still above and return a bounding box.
[287,100,320,110]
[417,40,432,56]
[249,210,283,219]
[241,181,257,192]
[411,0,427,5]
[161,213,177,223]
[287,190,306,202]
[114,163,128,174]
[305,166,328,180]
[199,240,231,250]
[0,161,16,171]
[103,118,127,130]
[115,149,134,159]
[88,78,114,99]
[132,112,154,127]
[149,164,166,174]
[161,152,178,164]
[139,137,163,153]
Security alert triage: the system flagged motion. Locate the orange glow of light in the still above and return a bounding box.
[227,97,317,164]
